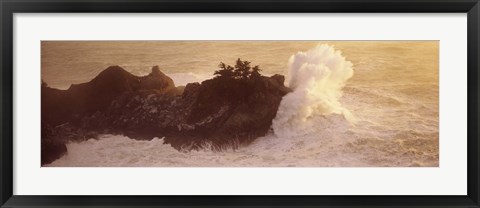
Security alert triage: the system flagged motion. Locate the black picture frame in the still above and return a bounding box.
[1,0,479,207]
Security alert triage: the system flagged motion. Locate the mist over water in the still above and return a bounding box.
[44,41,439,167]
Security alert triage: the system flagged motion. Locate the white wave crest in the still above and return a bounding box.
[272,44,354,137]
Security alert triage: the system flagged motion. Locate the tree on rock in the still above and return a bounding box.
[214,62,234,78]
[234,58,251,79]
[214,58,262,80]
[251,65,262,79]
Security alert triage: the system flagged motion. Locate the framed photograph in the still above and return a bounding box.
[1,0,479,207]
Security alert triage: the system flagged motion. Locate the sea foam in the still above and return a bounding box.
[272,44,354,137]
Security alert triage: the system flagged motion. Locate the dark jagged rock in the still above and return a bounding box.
[41,65,290,165]
[78,74,290,149]
[41,121,67,165]
[138,65,176,93]
[41,65,177,165]
[42,65,177,126]
[170,75,290,148]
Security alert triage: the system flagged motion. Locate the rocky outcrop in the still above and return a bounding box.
[79,73,290,149]
[168,74,290,148]
[41,65,290,164]
[42,65,177,126]
[41,121,67,165]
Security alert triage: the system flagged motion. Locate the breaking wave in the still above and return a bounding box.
[272,44,354,137]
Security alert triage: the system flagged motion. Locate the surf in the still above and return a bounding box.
[272,44,355,138]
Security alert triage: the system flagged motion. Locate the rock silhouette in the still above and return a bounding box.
[42,65,177,127]
[41,65,290,165]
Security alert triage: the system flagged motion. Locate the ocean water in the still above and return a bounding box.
[42,41,439,167]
